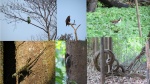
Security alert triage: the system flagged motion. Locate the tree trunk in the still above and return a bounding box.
[94,37,99,53]
[66,41,87,84]
[104,37,113,73]
[0,42,3,84]
[146,39,150,84]
[15,41,55,84]
[99,0,129,8]
[100,37,105,84]
[47,29,51,41]
[87,0,98,12]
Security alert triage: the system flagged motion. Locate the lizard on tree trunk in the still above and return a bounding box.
[12,46,50,83]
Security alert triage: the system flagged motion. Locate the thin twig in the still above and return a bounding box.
[135,0,142,37]
[70,24,81,41]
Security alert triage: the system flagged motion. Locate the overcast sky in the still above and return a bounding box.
[0,0,86,41]
[57,0,86,40]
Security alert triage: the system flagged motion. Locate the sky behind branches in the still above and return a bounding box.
[0,0,47,41]
[0,0,86,41]
[57,0,86,40]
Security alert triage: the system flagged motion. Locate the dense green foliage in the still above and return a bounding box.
[55,41,66,84]
[87,6,150,38]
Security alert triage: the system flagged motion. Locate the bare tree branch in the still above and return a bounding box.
[0,0,57,40]
[70,24,81,41]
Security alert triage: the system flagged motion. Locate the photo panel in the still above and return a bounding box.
[57,0,86,41]
[0,0,57,41]
[1,41,55,84]
[87,1,150,83]
[87,37,149,84]
[55,40,87,84]
[87,1,150,38]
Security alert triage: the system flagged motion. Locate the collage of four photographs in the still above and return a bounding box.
[0,0,150,84]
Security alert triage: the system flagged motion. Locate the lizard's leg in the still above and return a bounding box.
[18,73,24,78]
[28,57,39,70]
[26,58,31,64]
[26,67,33,75]
[29,69,32,74]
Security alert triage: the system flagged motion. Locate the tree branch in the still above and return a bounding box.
[135,0,142,37]
[0,0,57,40]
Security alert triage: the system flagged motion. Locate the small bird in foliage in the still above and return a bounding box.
[65,16,70,26]
[110,17,121,24]
[27,16,31,24]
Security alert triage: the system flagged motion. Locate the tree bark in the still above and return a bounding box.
[15,41,55,84]
[100,37,113,84]
[99,0,129,8]
[66,41,87,84]
[94,37,99,53]
[146,39,150,84]
[87,0,98,12]
[100,37,105,84]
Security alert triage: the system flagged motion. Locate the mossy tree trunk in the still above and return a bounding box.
[66,41,87,84]
[15,41,55,84]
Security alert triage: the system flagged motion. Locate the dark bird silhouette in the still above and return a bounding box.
[65,53,71,78]
[65,53,71,68]
[65,16,70,26]
[27,17,31,24]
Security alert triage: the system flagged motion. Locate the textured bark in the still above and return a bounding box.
[100,37,113,83]
[100,37,105,84]
[15,41,55,84]
[87,0,98,12]
[146,39,150,84]
[94,37,99,53]
[66,41,87,84]
[0,42,3,84]
[103,37,113,73]
[87,0,129,12]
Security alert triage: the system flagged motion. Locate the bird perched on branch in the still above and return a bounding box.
[110,17,121,24]
[27,16,31,24]
[65,16,70,26]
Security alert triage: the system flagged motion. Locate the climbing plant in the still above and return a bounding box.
[55,41,66,84]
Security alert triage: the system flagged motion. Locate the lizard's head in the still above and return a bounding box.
[12,73,17,78]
